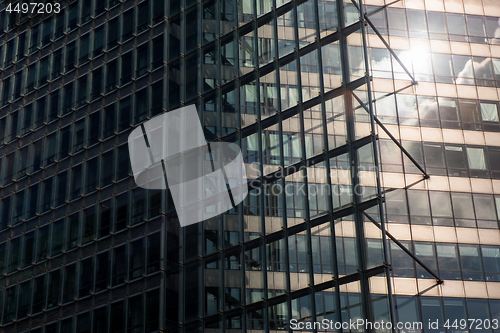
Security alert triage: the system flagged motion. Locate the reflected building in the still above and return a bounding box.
[0,0,499,332]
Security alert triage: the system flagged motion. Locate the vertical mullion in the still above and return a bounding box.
[272,0,294,329]
[338,0,375,329]
[292,1,317,329]
[312,0,344,326]
[253,2,271,331]
[359,0,396,329]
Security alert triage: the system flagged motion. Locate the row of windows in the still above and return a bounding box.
[2,287,160,332]
[380,138,500,179]
[374,93,500,132]
[0,158,163,228]
[367,6,500,44]
[0,34,164,107]
[395,296,500,333]
[391,240,500,282]
[386,189,500,229]
[0,0,164,69]
[0,235,160,326]
[0,80,163,183]
[370,46,500,88]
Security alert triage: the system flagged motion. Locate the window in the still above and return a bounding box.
[467,147,487,170]
[130,239,145,279]
[41,18,53,47]
[70,164,83,200]
[460,100,481,130]
[93,25,105,57]
[117,144,130,180]
[65,41,76,72]
[91,67,103,100]
[77,312,91,333]
[38,57,49,88]
[147,233,161,273]
[407,10,426,38]
[115,192,128,231]
[473,194,497,228]
[152,35,164,69]
[13,70,23,100]
[32,274,46,313]
[452,193,476,227]
[121,51,133,85]
[80,0,91,22]
[8,236,21,272]
[41,177,54,211]
[118,96,131,131]
[79,257,94,297]
[83,206,96,243]
[56,171,68,206]
[29,24,40,53]
[136,42,149,77]
[37,225,50,262]
[423,143,445,174]
[103,103,116,138]
[47,269,61,308]
[414,242,437,277]
[88,111,101,145]
[26,62,37,93]
[135,88,148,124]
[99,200,111,237]
[51,219,65,256]
[111,301,125,333]
[51,48,63,79]
[132,188,146,225]
[101,150,115,187]
[107,17,119,49]
[420,298,444,326]
[122,9,134,41]
[447,13,467,41]
[1,76,11,105]
[48,89,59,122]
[438,97,460,128]
[62,82,74,114]
[54,12,65,39]
[85,157,98,194]
[480,102,499,122]
[59,126,71,159]
[112,245,128,285]
[151,80,163,116]
[436,244,460,277]
[482,246,500,281]
[63,264,77,303]
[445,145,468,177]
[67,2,79,31]
[432,53,453,83]
[105,59,117,92]
[95,251,110,292]
[137,0,150,32]
[459,244,482,279]
[0,243,6,274]
[73,118,86,152]
[146,290,160,331]
[466,15,487,41]
[68,213,80,250]
[22,231,35,267]
[79,34,90,64]
[76,75,88,107]
[395,296,419,325]
[21,103,35,135]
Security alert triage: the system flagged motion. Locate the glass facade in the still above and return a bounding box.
[0,0,499,332]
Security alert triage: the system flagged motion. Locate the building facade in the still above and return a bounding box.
[0,0,499,332]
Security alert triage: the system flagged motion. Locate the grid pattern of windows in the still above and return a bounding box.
[2,0,499,332]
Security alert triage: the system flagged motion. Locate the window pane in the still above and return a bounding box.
[451,193,475,219]
[480,102,499,122]
[467,147,486,170]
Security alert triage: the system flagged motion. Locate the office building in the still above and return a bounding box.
[0,0,499,332]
